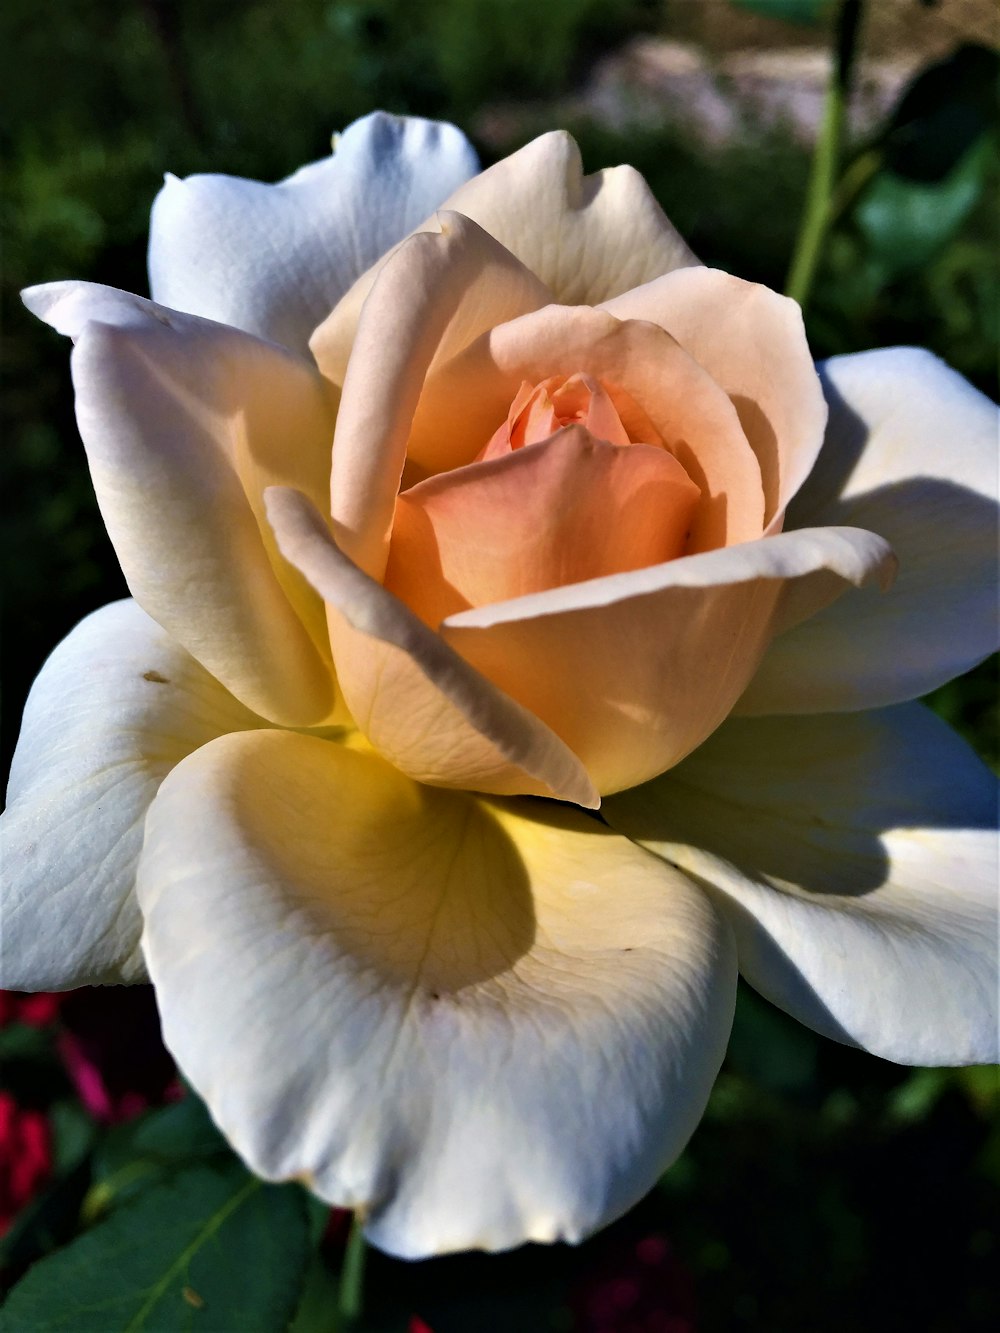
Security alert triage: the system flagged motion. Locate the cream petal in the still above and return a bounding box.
[442,526,895,795]
[311,210,551,391]
[148,112,479,356]
[313,130,697,373]
[266,487,598,806]
[439,130,698,304]
[409,304,765,550]
[137,730,736,1258]
[740,349,1000,714]
[600,267,827,529]
[0,600,264,989]
[22,280,338,726]
[604,706,998,1065]
[317,214,552,579]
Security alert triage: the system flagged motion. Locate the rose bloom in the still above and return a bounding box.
[2,114,997,1259]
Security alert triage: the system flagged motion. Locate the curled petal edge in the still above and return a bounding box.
[265,485,599,807]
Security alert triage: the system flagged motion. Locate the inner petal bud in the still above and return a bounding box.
[480,373,635,461]
[385,421,701,628]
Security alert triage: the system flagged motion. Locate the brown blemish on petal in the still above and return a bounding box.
[143,670,170,684]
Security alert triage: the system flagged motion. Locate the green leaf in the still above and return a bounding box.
[84,1094,231,1221]
[1,1160,311,1332]
[730,0,833,25]
[0,1161,92,1292]
[855,134,992,279]
[879,44,1000,183]
[48,1101,98,1175]
[95,1094,229,1178]
[287,1252,344,1333]
[0,1022,54,1064]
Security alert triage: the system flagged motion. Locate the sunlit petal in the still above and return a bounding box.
[138,731,736,1258]
[22,280,338,726]
[266,487,598,805]
[442,526,895,794]
[148,112,479,355]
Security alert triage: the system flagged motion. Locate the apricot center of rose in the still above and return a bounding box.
[479,372,637,459]
[383,372,702,629]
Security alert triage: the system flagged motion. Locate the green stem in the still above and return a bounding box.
[337,1213,367,1329]
[784,0,865,308]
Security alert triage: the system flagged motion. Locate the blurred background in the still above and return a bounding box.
[1,1,998,1329]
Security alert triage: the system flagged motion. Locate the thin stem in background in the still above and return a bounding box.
[784,0,865,309]
[337,1213,367,1329]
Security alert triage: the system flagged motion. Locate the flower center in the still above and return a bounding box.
[479,373,639,459]
[383,372,701,628]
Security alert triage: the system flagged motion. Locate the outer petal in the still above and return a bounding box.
[148,112,479,356]
[438,130,698,304]
[409,304,765,551]
[740,349,1000,714]
[604,705,999,1065]
[266,487,598,807]
[314,130,698,366]
[600,267,827,530]
[317,214,552,578]
[442,526,895,795]
[0,601,264,989]
[22,281,338,726]
[137,730,736,1258]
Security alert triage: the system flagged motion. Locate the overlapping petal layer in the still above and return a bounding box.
[605,705,999,1064]
[266,488,598,805]
[137,730,736,1257]
[310,130,698,366]
[384,425,701,626]
[0,601,264,989]
[600,267,827,529]
[22,281,339,726]
[442,526,896,794]
[409,304,765,551]
[741,349,1000,714]
[314,214,552,577]
[148,112,479,355]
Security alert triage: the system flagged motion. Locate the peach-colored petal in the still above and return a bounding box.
[600,268,826,530]
[546,373,634,446]
[265,486,598,806]
[384,424,700,626]
[316,213,552,580]
[441,526,895,795]
[410,305,765,551]
[481,373,635,460]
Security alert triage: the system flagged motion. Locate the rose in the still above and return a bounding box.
[3,113,997,1259]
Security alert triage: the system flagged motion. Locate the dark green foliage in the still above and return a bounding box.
[1,1160,311,1331]
[731,0,834,24]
